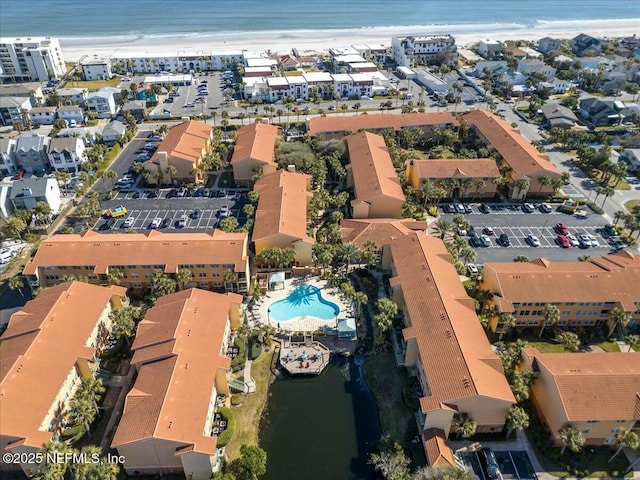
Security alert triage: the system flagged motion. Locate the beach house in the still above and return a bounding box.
[47,137,86,173]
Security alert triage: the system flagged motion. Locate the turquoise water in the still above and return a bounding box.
[1,0,638,41]
[268,285,340,322]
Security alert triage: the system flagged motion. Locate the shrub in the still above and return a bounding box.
[427,205,439,217]
[216,407,235,447]
[586,202,604,214]
[60,424,86,442]
[231,395,245,406]
[249,336,262,360]
[230,337,247,372]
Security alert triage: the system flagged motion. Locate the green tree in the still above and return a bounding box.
[555,331,580,352]
[432,219,455,240]
[413,466,474,480]
[234,444,267,480]
[540,303,560,337]
[513,255,529,263]
[107,267,124,286]
[110,306,141,346]
[219,216,239,232]
[149,269,177,303]
[559,424,584,455]
[77,376,106,411]
[498,313,516,341]
[453,413,477,439]
[176,268,193,290]
[608,307,632,337]
[609,429,639,463]
[625,334,640,351]
[36,441,72,480]
[506,406,529,438]
[2,216,26,238]
[68,395,96,434]
[8,275,26,298]
[368,441,410,480]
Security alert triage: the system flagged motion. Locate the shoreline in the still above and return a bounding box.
[58,18,640,61]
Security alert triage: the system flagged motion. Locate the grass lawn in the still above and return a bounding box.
[225,350,275,461]
[625,199,640,214]
[596,340,620,352]
[363,352,416,445]
[69,78,121,91]
[521,340,567,353]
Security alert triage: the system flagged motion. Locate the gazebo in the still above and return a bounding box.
[268,272,286,291]
[338,318,357,340]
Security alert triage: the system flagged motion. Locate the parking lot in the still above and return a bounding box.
[439,203,622,263]
[459,450,536,480]
[95,191,249,232]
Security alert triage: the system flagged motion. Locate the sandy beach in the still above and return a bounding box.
[59,18,640,61]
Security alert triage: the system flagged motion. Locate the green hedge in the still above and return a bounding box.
[216,407,235,447]
[231,394,245,406]
[230,337,247,372]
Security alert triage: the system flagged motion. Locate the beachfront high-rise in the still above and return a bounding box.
[0,37,66,82]
[391,35,458,67]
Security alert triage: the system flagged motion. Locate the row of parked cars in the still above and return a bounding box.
[444,202,553,215]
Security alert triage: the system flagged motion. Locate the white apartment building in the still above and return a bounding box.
[56,88,88,106]
[81,56,113,81]
[111,50,245,74]
[391,35,457,67]
[353,44,389,65]
[86,89,118,119]
[478,39,502,58]
[0,37,66,82]
[28,106,57,126]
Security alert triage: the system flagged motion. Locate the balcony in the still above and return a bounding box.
[390,326,406,366]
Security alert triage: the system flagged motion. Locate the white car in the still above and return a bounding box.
[539,203,553,213]
[219,205,230,217]
[565,233,580,247]
[177,214,188,228]
[586,234,600,247]
[149,217,162,229]
[577,233,592,248]
[526,234,541,247]
[177,187,186,197]
[467,263,479,276]
[480,234,492,247]
[122,217,135,229]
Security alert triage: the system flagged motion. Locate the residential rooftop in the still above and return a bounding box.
[231,122,280,167]
[148,120,212,165]
[307,112,457,137]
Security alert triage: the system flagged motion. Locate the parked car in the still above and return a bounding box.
[479,203,490,214]
[498,233,511,246]
[99,218,115,231]
[479,448,503,480]
[586,233,600,247]
[177,187,187,197]
[132,191,142,199]
[467,264,479,276]
[577,233,591,248]
[526,234,541,247]
[454,203,465,214]
[444,204,456,214]
[161,218,170,229]
[177,215,188,228]
[522,203,535,213]
[557,235,571,248]
[555,223,570,235]
[122,217,135,229]
[565,233,580,247]
[149,217,162,229]
[483,227,495,235]
[469,236,482,247]
[190,209,201,219]
[602,224,617,237]
[539,203,553,213]
[219,205,230,217]
[463,204,473,214]
[480,234,492,247]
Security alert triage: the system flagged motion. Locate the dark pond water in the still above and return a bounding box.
[260,355,381,480]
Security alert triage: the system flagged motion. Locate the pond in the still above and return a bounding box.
[260,355,381,480]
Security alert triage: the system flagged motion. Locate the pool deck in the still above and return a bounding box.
[279,340,331,375]
[251,277,354,333]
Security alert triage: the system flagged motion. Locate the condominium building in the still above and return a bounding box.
[0,37,66,82]
[340,218,426,251]
[231,122,280,186]
[80,56,113,81]
[112,288,242,480]
[405,158,501,199]
[520,348,640,446]
[346,131,405,218]
[252,170,314,266]
[47,137,86,173]
[462,110,561,198]
[482,251,640,334]
[144,120,213,185]
[0,282,127,477]
[23,230,250,293]
[391,35,458,67]
[307,112,457,139]
[382,233,515,465]
[111,50,245,74]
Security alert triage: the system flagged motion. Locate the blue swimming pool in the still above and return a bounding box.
[268,285,340,322]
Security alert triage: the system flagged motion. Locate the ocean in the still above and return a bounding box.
[1,0,638,42]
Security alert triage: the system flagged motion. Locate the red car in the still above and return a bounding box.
[555,223,570,235]
[557,235,571,248]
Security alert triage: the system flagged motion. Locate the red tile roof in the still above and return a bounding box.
[388,234,515,413]
[1,282,126,450]
[410,158,501,179]
[231,122,280,167]
[422,429,456,468]
[308,112,458,137]
[112,289,241,454]
[462,110,560,178]
[148,120,212,165]
[340,218,425,249]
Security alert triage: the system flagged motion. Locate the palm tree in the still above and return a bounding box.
[608,429,639,463]
[506,406,529,438]
[432,219,455,240]
[625,334,640,352]
[352,291,368,319]
[107,267,124,286]
[513,178,530,200]
[608,307,632,338]
[176,268,192,290]
[8,275,26,298]
[158,124,169,137]
[338,243,361,273]
[613,210,626,226]
[68,395,96,434]
[540,303,560,337]
[472,178,486,201]
[537,175,552,194]
[599,185,615,209]
[55,170,72,194]
[103,169,118,191]
[37,441,71,479]
[165,164,177,184]
[555,331,580,352]
[498,313,516,341]
[77,376,106,411]
[559,425,585,455]
[453,413,477,439]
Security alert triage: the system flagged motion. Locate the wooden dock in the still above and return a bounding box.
[279,340,331,375]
